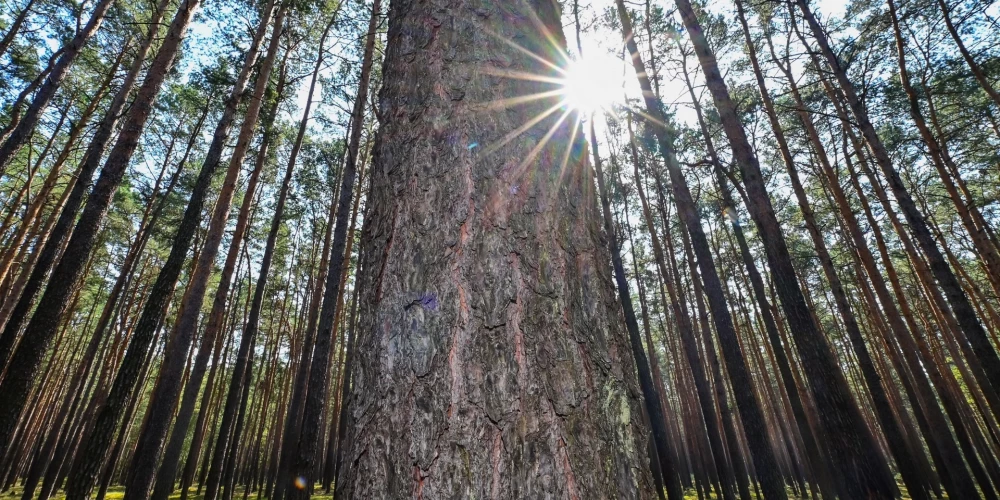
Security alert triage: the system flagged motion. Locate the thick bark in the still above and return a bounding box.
[615,2,788,498]
[337,0,655,497]
[0,0,116,172]
[0,0,199,460]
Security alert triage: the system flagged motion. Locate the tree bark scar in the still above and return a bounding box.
[414,465,425,499]
[559,436,581,500]
[490,428,503,499]
[510,252,526,374]
[447,279,467,419]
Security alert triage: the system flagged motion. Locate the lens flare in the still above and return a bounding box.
[294,476,308,490]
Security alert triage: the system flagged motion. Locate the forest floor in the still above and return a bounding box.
[0,483,925,499]
[0,487,336,500]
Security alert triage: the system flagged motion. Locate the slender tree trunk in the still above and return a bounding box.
[0,0,38,61]
[615,2,788,498]
[888,0,1000,305]
[123,5,283,497]
[934,0,1000,108]
[0,0,117,172]
[0,0,199,461]
[591,119,686,500]
[674,0,896,496]
[736,4,918,497]
[288,2,381,498]
[0,0,167,351]
[0,51,119,291]
[795,0,1000,406]
[676,45,831,499]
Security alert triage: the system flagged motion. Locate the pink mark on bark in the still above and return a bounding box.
[447,281,468,419]
[413,466,425,499]
[490,428,503,499]
[509,252,526,371]
[559,436,581,500]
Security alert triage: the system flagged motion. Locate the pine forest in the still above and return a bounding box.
[0,0,998,497]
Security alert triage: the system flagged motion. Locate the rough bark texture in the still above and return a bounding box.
[338,0,655,498]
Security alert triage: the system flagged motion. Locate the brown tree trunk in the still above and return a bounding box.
[676,43,831,499]
[935,0,1000,108]
[338,0,655,497]
[0,0,38,61]
[740,6,920,496]
[124,4,283,497]
[675,0,896,496]
[0,0,168,352]
[0,0,116,172]
[795,0,1000,410]
[0,0,200,468]
[591,120,686,500]
[616,2,788,498]
[288,1,383,498]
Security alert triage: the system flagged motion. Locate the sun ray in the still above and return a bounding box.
[517,106,575,175]
[477,66,567,86]
[480,26,569,77]
[556,113,584,189]
[626,106,670,131]
[479,101,565,159]
[478,89,567,112]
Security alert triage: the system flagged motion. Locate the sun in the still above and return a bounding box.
[560,53,624,115]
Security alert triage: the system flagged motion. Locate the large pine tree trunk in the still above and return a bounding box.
[337,0,655,497]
